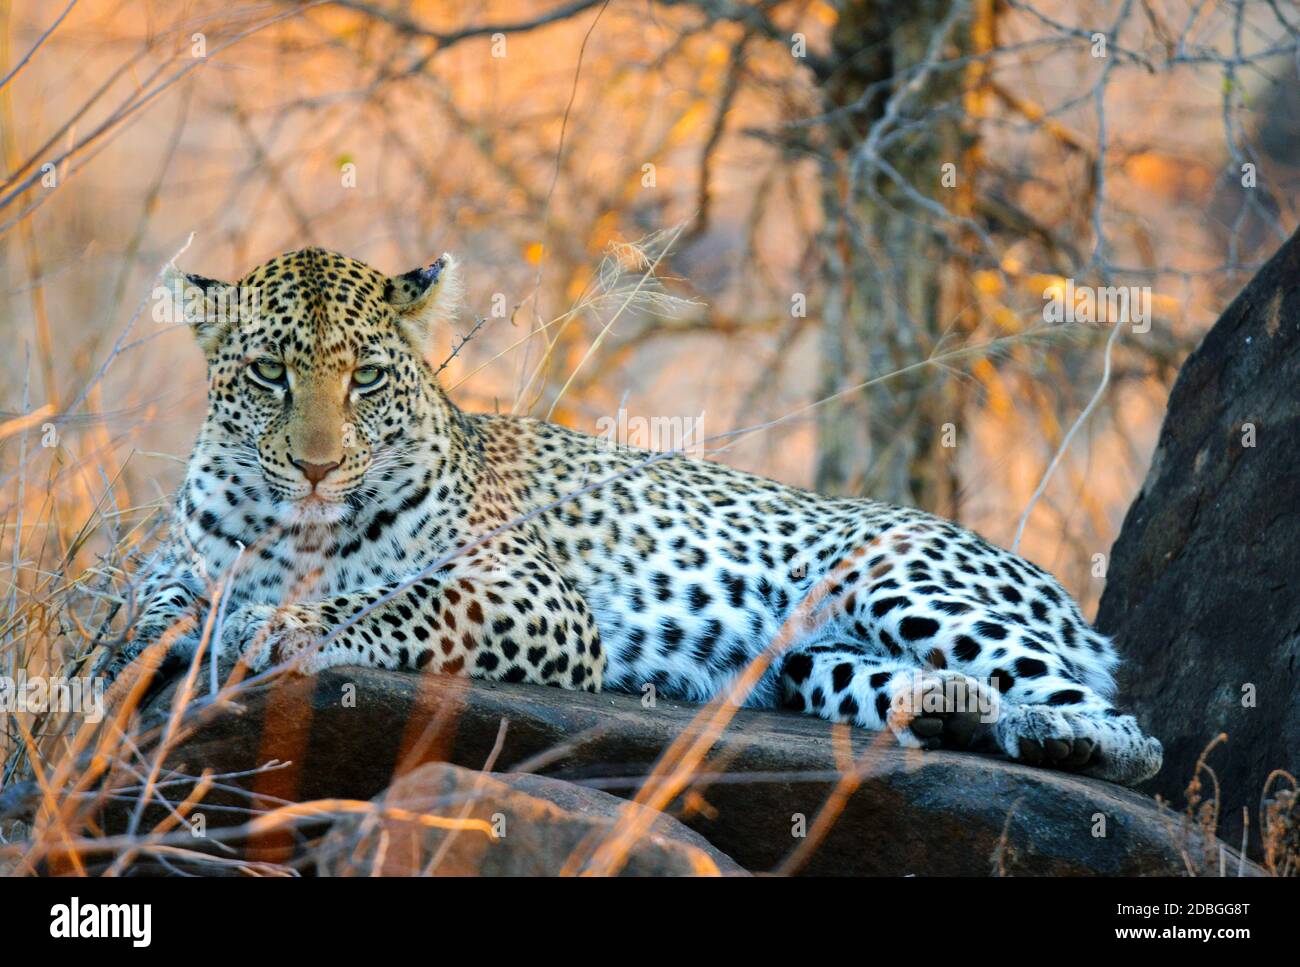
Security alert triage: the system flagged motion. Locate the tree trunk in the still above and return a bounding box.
[815,0,976,516]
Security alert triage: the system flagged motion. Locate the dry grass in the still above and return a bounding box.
[1154,735,1298,877]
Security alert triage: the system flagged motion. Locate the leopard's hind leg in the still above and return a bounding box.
[846,541,1163,785]
[794,519,1163,785]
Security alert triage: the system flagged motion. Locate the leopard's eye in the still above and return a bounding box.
[353,366,385,390]
[249,359,286,386]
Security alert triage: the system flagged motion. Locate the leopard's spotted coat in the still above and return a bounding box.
[112,247,1163,786]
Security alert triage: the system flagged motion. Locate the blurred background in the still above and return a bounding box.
[1,0,1297,693]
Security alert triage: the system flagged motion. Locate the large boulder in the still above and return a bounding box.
[315,763,745,876]
[126,667,1247,875]
[1097,227,1300,853]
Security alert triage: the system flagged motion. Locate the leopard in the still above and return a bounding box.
[108,246,1163,787]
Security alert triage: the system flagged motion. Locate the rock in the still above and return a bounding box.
[131,667,1250,875]
[1096,226,1300,855]
[314,763,745,876]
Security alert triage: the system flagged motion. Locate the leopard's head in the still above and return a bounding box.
[167,247,462,525]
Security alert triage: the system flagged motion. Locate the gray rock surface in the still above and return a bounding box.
[136,667,1247,875]
[315,762,746,876]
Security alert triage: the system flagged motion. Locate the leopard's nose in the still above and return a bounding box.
[291,458,340,486]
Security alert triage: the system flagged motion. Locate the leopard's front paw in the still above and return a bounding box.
[994,704,1163,785]
[886,669,1001,751]
[221,604,326,674]
[994,704,1092,770]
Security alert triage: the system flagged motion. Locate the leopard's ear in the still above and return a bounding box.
[385,253,461,354]
[158,263,238,356]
